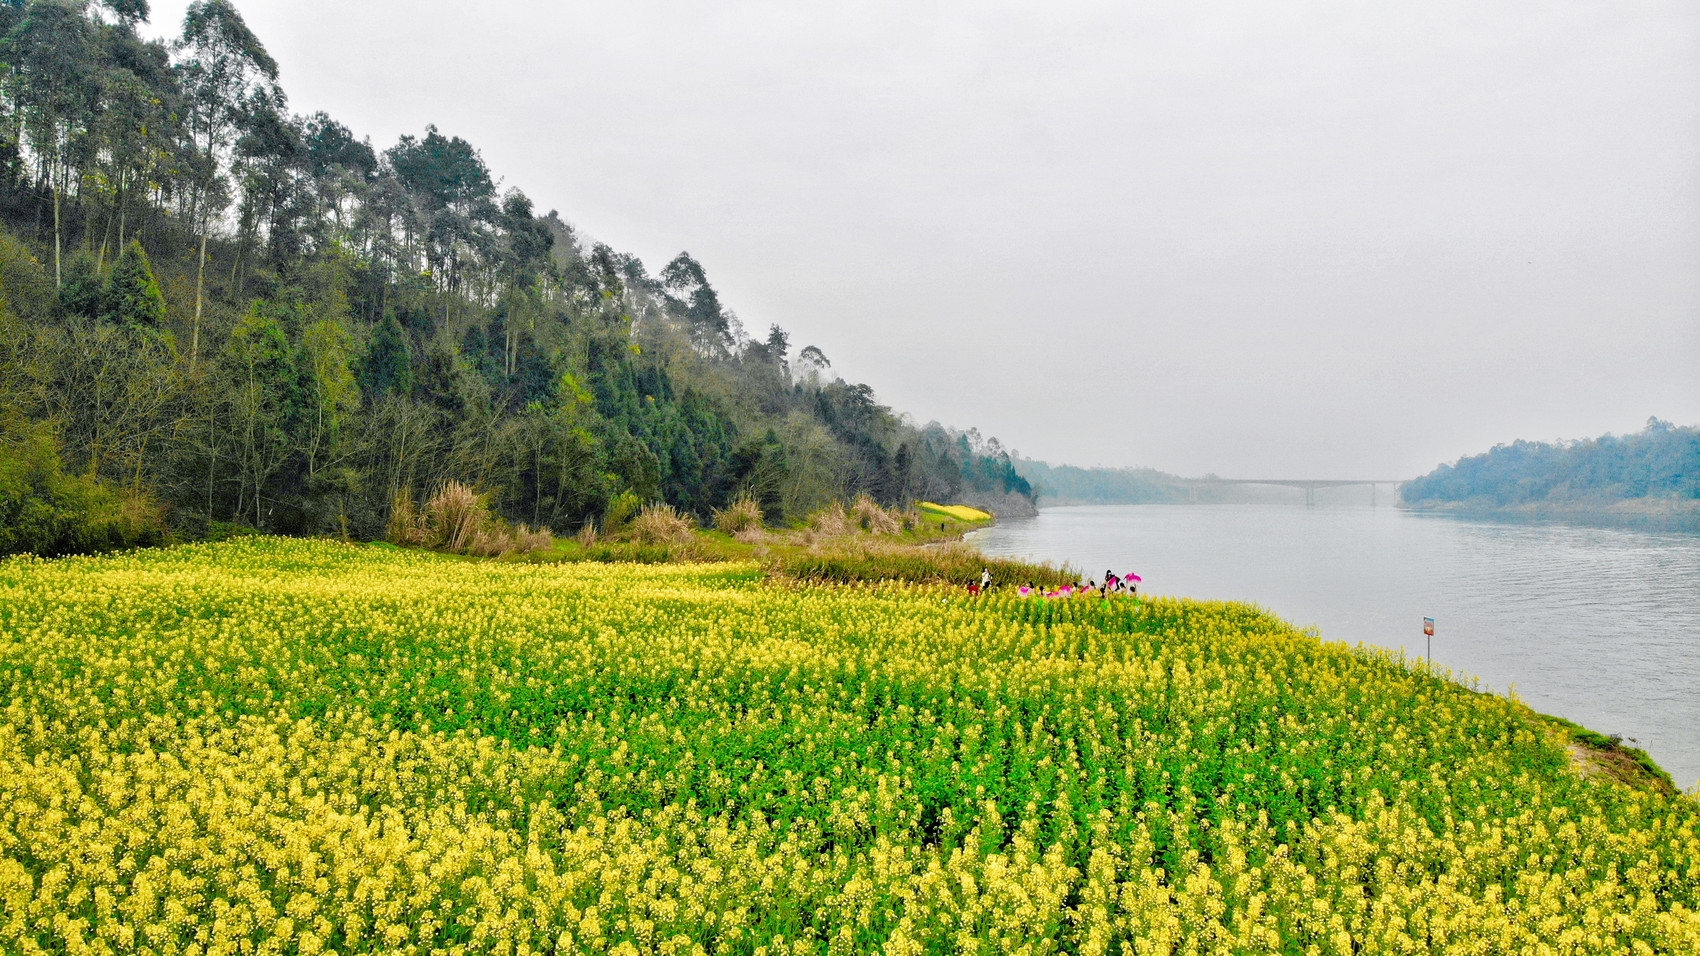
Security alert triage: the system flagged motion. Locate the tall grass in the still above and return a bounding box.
[808,502,854,536]
[631,502,695,546]
[851,494,901,534]
[425,480,483,552]
[712,496,765,534]
[387,481,552,557]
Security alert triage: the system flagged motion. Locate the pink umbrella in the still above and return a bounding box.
[1125,573,1142,582]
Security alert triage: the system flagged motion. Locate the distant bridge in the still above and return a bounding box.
[1181,477,1410,507]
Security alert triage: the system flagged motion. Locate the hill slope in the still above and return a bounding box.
[1402,419,1700,527]
[0,0,1031,550]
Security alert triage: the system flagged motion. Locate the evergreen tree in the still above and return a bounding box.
[102,239,165,330]
[359,310,412,398]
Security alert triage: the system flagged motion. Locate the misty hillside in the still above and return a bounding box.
[1014,459,1189,505]
[0,0,1033,552]
[1401,418,1700,509]
[1013,460,1326,506]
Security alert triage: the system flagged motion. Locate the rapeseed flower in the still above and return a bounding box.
[0,538,1694,952]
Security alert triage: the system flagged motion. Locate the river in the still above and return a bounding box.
[967,503,1700,790]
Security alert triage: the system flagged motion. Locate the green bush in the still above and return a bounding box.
[0,434,167,557]
[602,490,642,533]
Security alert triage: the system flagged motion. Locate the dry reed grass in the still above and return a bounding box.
[851,495,901,534]
[712,497,765,534]
[484,524,551,557]
[632,502,696,546]
[424,481,483,553]
[386,482,552,557]
[385,489,425,546]
[808,502,854,536]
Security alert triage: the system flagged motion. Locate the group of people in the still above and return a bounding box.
[968,568,1141,599]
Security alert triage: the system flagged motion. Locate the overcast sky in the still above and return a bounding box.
[148,0,1699,478]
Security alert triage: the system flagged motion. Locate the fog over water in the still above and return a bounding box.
[147,0,1700,477]
[970,504,1700,790]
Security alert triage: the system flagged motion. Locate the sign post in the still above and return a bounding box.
[1422,617,1434,673]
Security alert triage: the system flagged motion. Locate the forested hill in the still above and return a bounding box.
[0,0,1033,550]
[1400,419,1700,510]
[1014,459,1189,505]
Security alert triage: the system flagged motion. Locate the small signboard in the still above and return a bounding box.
[1423,617,1434,637]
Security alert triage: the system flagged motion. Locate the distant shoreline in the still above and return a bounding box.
[1401,498,1700,533]
[1029,497,1700,533]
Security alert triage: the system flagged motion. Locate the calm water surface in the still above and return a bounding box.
[969,504,1700,790]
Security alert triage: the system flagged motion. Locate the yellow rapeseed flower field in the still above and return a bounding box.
[917,504,992,524]
[1,538,1695,954]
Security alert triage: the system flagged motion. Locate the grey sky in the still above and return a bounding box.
[150,0,1700,478]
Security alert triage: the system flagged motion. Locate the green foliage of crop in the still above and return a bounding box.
[1,538,1696,952]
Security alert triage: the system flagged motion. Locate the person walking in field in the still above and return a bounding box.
[980,567,992,591]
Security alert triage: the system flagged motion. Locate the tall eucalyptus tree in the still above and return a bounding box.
[174,0,276,364]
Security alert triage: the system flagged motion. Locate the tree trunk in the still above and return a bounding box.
[52,176,62,289]
[96,196,114,272]
[192,232,208,368]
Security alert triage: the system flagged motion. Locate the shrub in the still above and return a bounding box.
[632,502,695,546]
[604,491,642,533]
[713,496,765,534]
[0,433,167,557]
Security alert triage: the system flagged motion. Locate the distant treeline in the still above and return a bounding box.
[1015,460,1189,505]
[1400,419,1700,508]
[0,1,1032,554]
